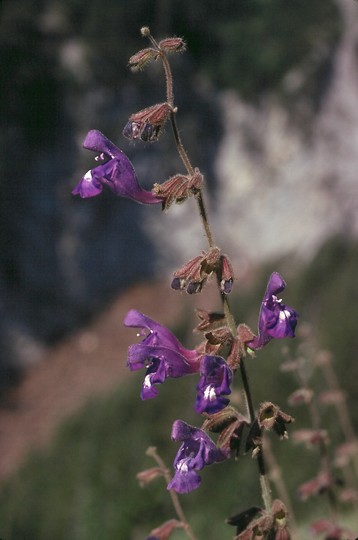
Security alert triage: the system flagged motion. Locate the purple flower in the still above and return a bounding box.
[124,309,201,399]
[195,355,232,414]
[72,130,161,203]
[167,420,228,494]
[248,272,298,350]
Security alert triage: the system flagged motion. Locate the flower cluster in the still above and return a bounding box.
[71,28,304,540]
[123,269,297,494]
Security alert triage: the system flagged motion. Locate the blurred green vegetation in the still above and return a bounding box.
[0,236,358,539]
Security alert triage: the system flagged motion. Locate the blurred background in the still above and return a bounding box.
[1,0,358,538]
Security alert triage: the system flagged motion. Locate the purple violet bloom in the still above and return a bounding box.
[124,309,201,399]
[248,272,298,350]
[195,355,232,414]
[167,420,228,494]
[72,130,161,203]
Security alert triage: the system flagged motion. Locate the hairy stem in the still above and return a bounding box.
[157,33,273,514]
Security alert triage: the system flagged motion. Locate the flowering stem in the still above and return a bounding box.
[146,447,198,540]
[155,32,273,515]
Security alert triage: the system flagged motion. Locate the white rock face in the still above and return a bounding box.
[149,0,358,271]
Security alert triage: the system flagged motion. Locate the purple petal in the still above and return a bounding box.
[265,271,286,300]
[82,129,123,160]
[167,469,201,494]
[140,358,166,399]
[124,310,200,368]
[73,130,162,204]
[168,420,228,494]
[195,355,232,414]
[171,420,224,466]
[72,170,103,198]
[124,310,201,400]
[248,272,298,350]
[127,344,196,377]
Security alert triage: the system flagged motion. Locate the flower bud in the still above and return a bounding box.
[128,47,159,71]
[297,471,331,500]
[334,441,358,468]
[287,388,313,406]
[292,428,329,448]
[146,519,183,540]
[171,247,222,294]
[237,324,256,346]
[258,402,293,439]
[152,168,203,210]
[194,309,226,333]
[159,37,186,53]
[311,519,356,540]
[123,102,172,142]
[226,506,262,536]
[136,467,163,487]
[220,254,235,294]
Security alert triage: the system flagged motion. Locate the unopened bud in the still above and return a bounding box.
[258,402,293,439]
[220,254,234,294]
[171,247,222,295]
[152,168,203,210]
[238,323,255,345]
[123,102,172,142]
[194,309,226,333]
[292,428,329,447]
[158,37,186,53]
[128,47,159,71]
[287,388,313,406]
[146,519,183,540]
[136,467,163,487]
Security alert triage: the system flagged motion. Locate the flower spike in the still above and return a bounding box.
[72,130,162,203]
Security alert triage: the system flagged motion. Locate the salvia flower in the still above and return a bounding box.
[72,130,161,203]
[167,420,228,494]
[195,355,232,414]
[248,272,298,350]
[124,309,200,399]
